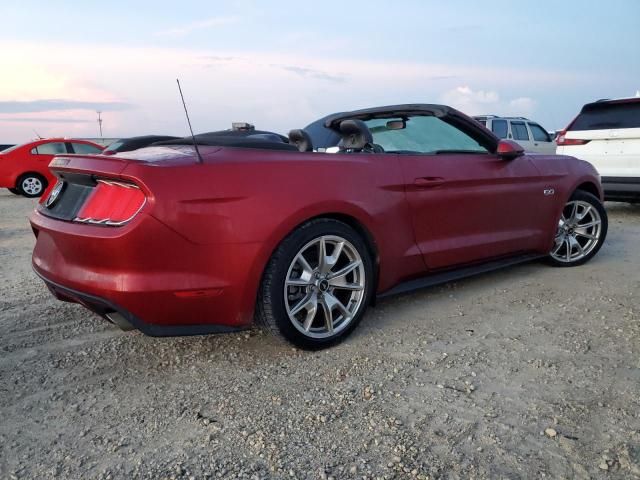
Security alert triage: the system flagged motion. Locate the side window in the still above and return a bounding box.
[511,122,530,141]
[529,123,551,142]
[30,142,66,155]
[70,143,103,154]
[491,119,508,139]
[363,116,489,154]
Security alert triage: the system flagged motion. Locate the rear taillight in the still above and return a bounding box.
[75,179,146,226]
[556,131,590,146]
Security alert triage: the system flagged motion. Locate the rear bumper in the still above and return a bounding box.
[34,269,245,336]
[0,171,16,189]
[30,209,262,334]
[602,176,640,201]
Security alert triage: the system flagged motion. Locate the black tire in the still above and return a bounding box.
[7,188,20,195]
[546,190,608,267]
[16,173,48,198]
[257,218,374,350]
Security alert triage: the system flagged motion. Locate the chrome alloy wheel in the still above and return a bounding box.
[22,176,43,196]
[550,200,603,263]
[284,235,366,339]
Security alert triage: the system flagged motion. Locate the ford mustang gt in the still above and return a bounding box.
[30,104,608,349]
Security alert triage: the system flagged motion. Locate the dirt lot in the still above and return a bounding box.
[0,189,639,480]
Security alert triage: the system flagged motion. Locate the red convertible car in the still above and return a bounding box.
[0,138,104,197]
[30,104,607,349]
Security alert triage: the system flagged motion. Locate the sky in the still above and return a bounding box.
[0,0,639,143]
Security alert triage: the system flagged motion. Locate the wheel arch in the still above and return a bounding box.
[574,181,601,200]
[241,205,382,325]
[16,171,48,188]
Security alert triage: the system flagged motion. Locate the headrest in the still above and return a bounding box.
[338,119,374,151]
[288,129,313,152]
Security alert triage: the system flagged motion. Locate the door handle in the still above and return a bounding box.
[414,177,445,188]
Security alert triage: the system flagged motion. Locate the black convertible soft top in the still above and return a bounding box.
[321,104,452,128]
[154,129,298,151]
[305,103,499,152]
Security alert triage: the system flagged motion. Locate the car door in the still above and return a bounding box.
[365,115,548,270]
[490,119,509,140]
[510,121,536,152]
[30,141,67,166]
[527,122,556,154]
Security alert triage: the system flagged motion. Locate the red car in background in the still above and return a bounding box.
[0,138,103,197]
[30,104,607,349]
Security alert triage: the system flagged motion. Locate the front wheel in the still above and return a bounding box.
[257,219,374,350]
[547,190,608,267]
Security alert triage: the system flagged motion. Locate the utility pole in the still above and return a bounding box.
[96,111,103,140]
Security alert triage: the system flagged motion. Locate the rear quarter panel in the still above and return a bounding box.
[121,148,424,300]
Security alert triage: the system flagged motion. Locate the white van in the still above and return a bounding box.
[557,98,640,203]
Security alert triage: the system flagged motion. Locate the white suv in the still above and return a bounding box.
[474,116,557,154]
[556,98,640,202]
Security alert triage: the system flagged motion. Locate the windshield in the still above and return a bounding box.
[0,144,22,154]
[364,116,488,154]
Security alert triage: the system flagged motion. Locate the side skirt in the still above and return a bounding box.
[377,253,544,298]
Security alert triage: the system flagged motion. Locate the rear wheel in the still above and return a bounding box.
[16,173,47,198]
[258,219,374,349]
[547,190,607,267]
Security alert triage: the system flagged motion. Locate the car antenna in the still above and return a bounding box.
[33,129,43,140]
[176,78,204,165]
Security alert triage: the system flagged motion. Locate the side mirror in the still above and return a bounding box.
[496,139,524,160]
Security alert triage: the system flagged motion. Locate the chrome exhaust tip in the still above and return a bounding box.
[105,311,135,331]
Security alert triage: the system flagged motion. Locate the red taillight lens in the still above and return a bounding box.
[75,180,146,226]
[556,131,590,146]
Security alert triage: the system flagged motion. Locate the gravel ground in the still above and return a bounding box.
[0,189,639,480]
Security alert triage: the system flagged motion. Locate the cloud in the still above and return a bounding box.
[200,55,237,63]
[156,17,238,37]
[0,99,132,114]
[440,86,536,117]
[441,86,500,114]
[0,40,611,142]
[508,97,537,115]
[0,116,91,123]
[271,64,346,83]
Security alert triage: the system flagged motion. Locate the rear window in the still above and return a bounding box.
[70,143,103,154]
[570,102,640,131]
[103,140,124,153]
